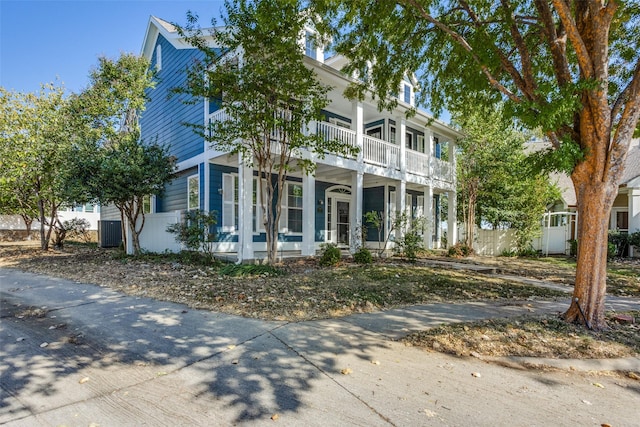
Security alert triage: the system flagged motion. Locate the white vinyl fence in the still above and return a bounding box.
[459,212,577,256]
[126,211,183,254]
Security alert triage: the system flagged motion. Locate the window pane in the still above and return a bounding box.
[288,208,303,233]
[188,175,199,210]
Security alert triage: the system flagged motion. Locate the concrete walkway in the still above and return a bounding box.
[1,268,639,426]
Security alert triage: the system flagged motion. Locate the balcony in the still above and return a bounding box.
[207,109,454,184]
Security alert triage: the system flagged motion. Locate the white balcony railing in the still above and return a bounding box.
[405,150,429,175]
[207,108,453,182]
[363,135,400,170]
[315,121,357,153]
[431,157,454,182]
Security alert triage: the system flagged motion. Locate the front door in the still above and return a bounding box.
[336,200,350,246]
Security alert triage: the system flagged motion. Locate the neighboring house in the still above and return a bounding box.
[544,138,640,256]
[0,203,101,241]
[108,16,462,261]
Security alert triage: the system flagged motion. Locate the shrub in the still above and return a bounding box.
[51,217,92,248]
[353,247,373,264]
[568,239,578,257]
[630,231,640,248]
[501,249,517,257]
[167,209,218,257]
[447,243,474,258]
[319,243,341,266]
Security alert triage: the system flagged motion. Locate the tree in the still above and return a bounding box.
[96,138,176,254]
[319,0,640,330]
[177,0,357,264]
[454,105,559,253]
[0,84,89,250]
[76,53,175,254]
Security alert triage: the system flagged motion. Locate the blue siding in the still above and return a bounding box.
[363,186,385,241]
[141,35,204,163]
[157,168,196,212]
[322,110,351,124]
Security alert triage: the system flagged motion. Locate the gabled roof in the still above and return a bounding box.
[140,16,222,60]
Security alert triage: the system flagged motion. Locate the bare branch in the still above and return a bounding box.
[500,0,537,95]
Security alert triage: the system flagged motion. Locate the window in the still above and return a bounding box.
[405,132,414,150]
[305,31,316,59]
[405,194,413,218]
[142,195,152,214]
[389,125,396,144]
[434,136,441,158]
[188,174,199,211]
[404,84,411,104]
[287,183,303,233]
[222,173,238,232]
[252,178,267,233]
[155,44,162,71]
[366,126,383,140]
[417,135,425,153]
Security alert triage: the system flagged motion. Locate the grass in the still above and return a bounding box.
[402,311,640,359]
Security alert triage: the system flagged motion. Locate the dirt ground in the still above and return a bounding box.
[1,242,638,359]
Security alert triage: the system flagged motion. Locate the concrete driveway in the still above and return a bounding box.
[1,268,639,426]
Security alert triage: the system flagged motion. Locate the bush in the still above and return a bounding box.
[51,217,92,248]
[395,230,423,262]
[568,239,578,257]
[630,231,640,248]
[500,249,517,257]
[608,231,630,258]
[447,243,474,258]
[319,243,341,266]
[353,247,373,264]
[167,209,217,257]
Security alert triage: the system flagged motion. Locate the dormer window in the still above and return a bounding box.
[155,44,162,71]
[403,83,411,104]
[305,31,316,60]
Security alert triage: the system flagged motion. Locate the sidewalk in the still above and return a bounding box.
[1,267,639,426]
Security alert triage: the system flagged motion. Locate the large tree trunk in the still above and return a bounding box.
[564,178,617,330]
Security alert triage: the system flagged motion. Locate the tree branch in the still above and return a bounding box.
[611,58,640,122]
[399,0,523,104]
[551,0,594,79]
[533,0,571,86]
[500,0,537,95]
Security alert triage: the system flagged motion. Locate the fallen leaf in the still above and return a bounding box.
[582,399,592,405]
[271,414,279,421]
[471,372,481,378]
[40,342,49,348]
[227,345,236,350]
[231,359,239,365]
[79,377,90,384]
[16,337,25,342]
[592,382,604,389]
[627,372,640,380]
[340,368,353,375]
[371,360,380,365]
[423,409,437,417]
[156,372,168,377]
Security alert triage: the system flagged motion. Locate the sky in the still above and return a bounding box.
[0,0,225,94]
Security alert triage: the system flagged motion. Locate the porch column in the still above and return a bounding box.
[350,171,364,252]
[630,187,640,257]
[447,190,457,248]
[425,129,434,157]
[398,116,407,172]
[237,155,254,262]
[352,101,364,164]
[302,172,316,256]
[424,185,433,249]
[203,161,211,212]
[395,180,406,241]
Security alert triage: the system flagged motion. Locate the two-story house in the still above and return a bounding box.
[110,16,462,261]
